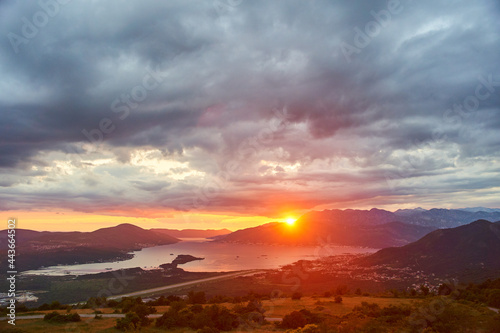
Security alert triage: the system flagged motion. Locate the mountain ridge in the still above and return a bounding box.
[217,219,437,248]
[0,223,180,271]
[216,207,500,247]
[151,228,231,238]
[356,219,500,281]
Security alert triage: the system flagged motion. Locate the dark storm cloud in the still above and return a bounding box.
[0,0,499,215]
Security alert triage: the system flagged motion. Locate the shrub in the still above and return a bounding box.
[156,302,238,331]
[287,324,321,333]
[51,301,65,309]
[43,311,81,323]
[43,312,59,321]
[209,295,232,304]
[107,299,119,307]
[380,304,411,317]
[14,304,30,313]
[420,285,430,296]
[282,310,307,329]
[38,303,50,311]
[292,292,303,300]
[282,309,322,329]
[353,302,381,317]
[335,285,349,295]
[115,312,141,331]
[188,291,207,304]
[334,296,342,303]
[233,300,265,315]
[204,304,239,331]
[115,303,153,330]
[487,289,500,308]
[198,326,220,333]
[190,304,204,313]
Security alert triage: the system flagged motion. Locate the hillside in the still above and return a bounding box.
[217,219,436,248]
[0,223,180,250]
[151,228,231,238]
[358,220,500,281]
[0,224,180,271]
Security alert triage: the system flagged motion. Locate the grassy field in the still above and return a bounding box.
[1,319,281,333]
[258,295,413,317]
[1,296,417,332]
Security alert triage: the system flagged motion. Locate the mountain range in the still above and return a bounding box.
[357,220,500,282]
[393,208,500,228]
[0,223,180,251]
[216,207,500,247]
[151,228,231,238]
[3,207,499,272]
[295,207,500,228]
[217,208,500,248]
[0,224,180,271]
[217,220,437,248]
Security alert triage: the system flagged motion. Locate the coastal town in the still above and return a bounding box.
[272,254,454,295]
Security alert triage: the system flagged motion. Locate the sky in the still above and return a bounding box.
[0,0,499,231]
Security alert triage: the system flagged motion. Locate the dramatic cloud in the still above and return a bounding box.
[0,0,499,223]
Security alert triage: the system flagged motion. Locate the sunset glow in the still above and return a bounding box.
[0,3,499,332]
[0,1,498,233]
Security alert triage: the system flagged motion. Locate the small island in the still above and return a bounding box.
[159,254,204,269]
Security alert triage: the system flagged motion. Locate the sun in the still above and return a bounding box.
[286,218,296,226]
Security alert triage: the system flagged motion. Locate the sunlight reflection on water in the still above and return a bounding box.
[22,239,377,276]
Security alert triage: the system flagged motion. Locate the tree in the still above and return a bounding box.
[198,326,220,333]
[336,285,349,295]
[438,283,453,295]
[115,312,140,331]
[50,301,62,309]
[353,302,381,317]
[188,291,207,304]
[282,310,307,329]
[191,311,214,330]
[299,324,321,333]
[487,289,500,308]
[292,292,303,300]
[107,299,119,307]
[281,309,322,329]
[43,311,81,323]
[334,296,343,303]
[390,289,400,297]
[420,285,430,296]
[211,306,239,331]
